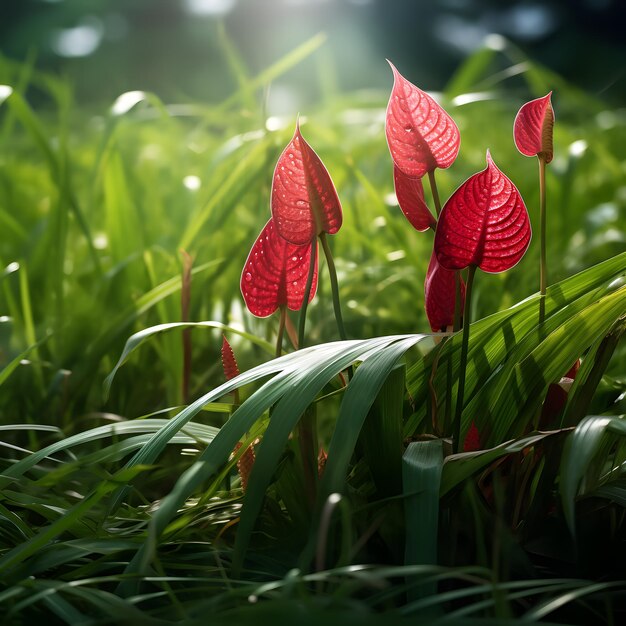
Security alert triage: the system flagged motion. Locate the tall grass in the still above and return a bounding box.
[0,34,625,624]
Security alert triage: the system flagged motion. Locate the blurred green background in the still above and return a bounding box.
[0,0,624,420]
[2,0,625,107]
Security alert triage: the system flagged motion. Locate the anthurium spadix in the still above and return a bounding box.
[513,92,554,163]
[434,151,531,452]
[240,218,318,318]
[385,61,460,179]
[394,164,436,231]
[271,119,342,246]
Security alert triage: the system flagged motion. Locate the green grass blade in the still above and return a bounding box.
[402,440,444,602]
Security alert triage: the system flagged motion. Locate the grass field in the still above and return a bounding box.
[1,34,625,624]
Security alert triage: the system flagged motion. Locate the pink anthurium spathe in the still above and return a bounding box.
[271,120,342,246]
[385,61,460,179]
[434,151,531,274]
[514,92,554,163]
[394,164,436,231]
[424,249,465,332]
[240,218,318,318]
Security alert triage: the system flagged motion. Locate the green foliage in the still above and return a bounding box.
[1,36,625,624]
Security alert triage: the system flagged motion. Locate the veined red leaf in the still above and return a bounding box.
[385,61,460,178]
[424,249,465,332]
[241,218,318,317]
[394,164,436,231]
[513,92,554,163]
[271,120,342,245]
[434,151,531,273]
[221,336,240,382]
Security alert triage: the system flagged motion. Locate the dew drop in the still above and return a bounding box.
[291,255,298,262]
[404,125,413,133]
[244,272,252,283]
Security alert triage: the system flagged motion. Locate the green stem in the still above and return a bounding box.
[427,170,442,217]
[538,157,547,323]
[320,232,347,341]
[276,305,286,358]
[453,265,476,454]
[298,238,318,350]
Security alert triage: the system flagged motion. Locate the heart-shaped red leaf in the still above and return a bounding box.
[434,152,531,273]
[386,61,460,178]
[513,92,554,163]
[394,164,436,231]
[271,121,342,245]
[424,249,465,332]
[241,218,318,317]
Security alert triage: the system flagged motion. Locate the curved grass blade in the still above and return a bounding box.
[103,320,273,399]
[403,440,444,604]
[560,414,626,536]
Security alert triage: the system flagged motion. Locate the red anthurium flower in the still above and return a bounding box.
[271,120,342,246]
[434,151,531,273]
[513,92,554,163]
[424,249,466,332]
[394,164,436,231]
[463,421,481,452]
[385,61,460,179]
[241,218,318,317]
[221,335,240,381]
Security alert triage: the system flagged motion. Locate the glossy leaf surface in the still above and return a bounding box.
[513,92,554,163]
[241,219,317,317]
[385,61,460,178]
[424,250,465,332]
[393,164,436,231]
[434,152,531,273]
[271,121,342,245]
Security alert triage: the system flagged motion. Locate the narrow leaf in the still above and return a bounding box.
[434,151,531,273]
[271,121,342,245]
[386,61,460,178]
[403,440,443,602]
[514,92,554,163]
[241,218,318,317]
[393,164,436,231]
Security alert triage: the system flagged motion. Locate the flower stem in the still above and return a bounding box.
[298,238,318,349]
[276,305,286,358]
[320,232,347,341]
[538,156,547,323]
[427,170,442,217]
[453,265,476,454]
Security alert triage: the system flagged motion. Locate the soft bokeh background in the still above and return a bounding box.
[2,0,625,107]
